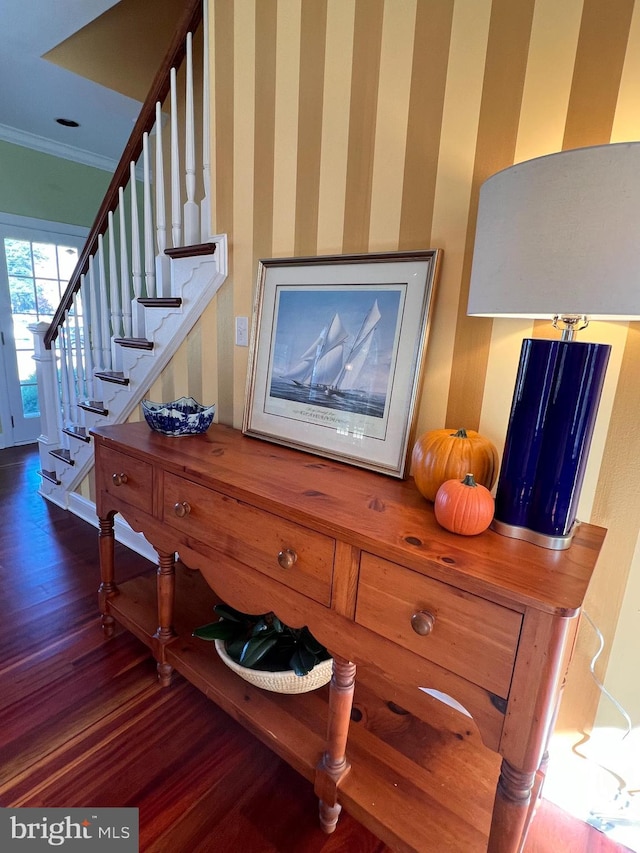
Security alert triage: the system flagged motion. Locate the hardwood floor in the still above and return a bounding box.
[0,444,631,852]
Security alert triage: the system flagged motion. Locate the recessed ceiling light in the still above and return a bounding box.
[56,118,80,128]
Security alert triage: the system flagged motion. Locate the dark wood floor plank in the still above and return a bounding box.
[0,621,128,708]
[0,649,158,791]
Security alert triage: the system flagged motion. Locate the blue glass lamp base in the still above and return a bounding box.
[493,338,610,551]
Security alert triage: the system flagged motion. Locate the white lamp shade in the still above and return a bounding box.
[468,142,640,320]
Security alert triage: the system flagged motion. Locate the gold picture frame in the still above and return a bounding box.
[243,250,442,478]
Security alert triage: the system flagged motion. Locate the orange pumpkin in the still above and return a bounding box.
[434,473,494,536]
[411,427,498,502]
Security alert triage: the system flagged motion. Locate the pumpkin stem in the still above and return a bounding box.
[451,428,468,439]
[462,473,477,487]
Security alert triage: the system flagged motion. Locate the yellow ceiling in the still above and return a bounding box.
[44,0,186,103]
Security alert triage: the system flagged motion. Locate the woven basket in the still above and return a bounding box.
[214,639,333,694]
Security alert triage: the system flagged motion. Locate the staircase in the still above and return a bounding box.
[33,0,226,527]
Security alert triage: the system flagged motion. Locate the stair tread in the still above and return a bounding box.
[165,242,216,259]
[78,400,109,415]
[137,297,182,308]
[114,337,154,350]
[62,425,90,443]
[50,448,74,465]
[94,371,130,386]
[39,470,61,485]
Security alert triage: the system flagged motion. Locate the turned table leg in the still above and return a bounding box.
[152,549,177,687]
[515,688,562,852]
[315,655,356,833]
[488,759,537,853]
[515,752,548,853]
[98,514,118,637]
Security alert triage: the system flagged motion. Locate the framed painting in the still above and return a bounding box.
[242,250,441,477]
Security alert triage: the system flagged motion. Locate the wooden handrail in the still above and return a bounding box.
[45,0,203,349]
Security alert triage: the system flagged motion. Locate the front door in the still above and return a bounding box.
[0,215,86,448]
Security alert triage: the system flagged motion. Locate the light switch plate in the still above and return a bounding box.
[235,316,249,346]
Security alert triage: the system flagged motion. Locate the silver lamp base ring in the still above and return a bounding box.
[491,518,580,551]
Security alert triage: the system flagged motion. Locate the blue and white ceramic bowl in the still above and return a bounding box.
[141,397,216,436]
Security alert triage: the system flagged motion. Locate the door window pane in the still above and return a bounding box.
[4,239,33,276]
[8,275,36,314]
[36,278,60,315]
[32,242,58,277]
[16,351,35,382]
[12,316,34,347]
[4,236,80,421]
[21,383,39,417]
[58,245,79,280]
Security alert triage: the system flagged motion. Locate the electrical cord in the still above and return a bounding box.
[583,610,632,737]
[581,611,638,840]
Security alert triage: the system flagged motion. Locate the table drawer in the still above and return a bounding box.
[162,472,335,606]
[355,553,522,697]
[99,447,153,514]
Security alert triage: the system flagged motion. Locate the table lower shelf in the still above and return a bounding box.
[105,563,501,852]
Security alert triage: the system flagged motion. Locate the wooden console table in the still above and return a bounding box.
[93,421,604,852]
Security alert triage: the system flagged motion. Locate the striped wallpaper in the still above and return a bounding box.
[144,0,640,740]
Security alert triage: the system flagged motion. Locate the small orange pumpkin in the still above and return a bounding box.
[434,473,494,536]
[411,427,498,502]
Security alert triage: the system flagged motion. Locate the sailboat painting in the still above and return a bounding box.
[243,250,441,477]
[267,287,402,422]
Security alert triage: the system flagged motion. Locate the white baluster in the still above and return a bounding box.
[130,161,143,300]
[108,211,122,337]
[58,320,72,431]
[155,101,171,297]
[184,31,199,245]
[143,132,156,299]
[88,255,102,374]
[64,320,77,415]
[98,236,111,371]
[119,187,132,337]
[130,160,144,337]
[72,290,85,405]
[80,273,95,401]
[201,1,211,242]
[53,336,68,448]
[170,67,182,248]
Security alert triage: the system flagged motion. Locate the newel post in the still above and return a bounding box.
[30,321,61,471]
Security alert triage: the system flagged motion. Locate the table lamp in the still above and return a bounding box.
[468,142,640,550]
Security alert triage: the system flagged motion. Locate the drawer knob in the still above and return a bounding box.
[411,610,436,636]
[173,501,191,518]
[112,472,128,486]
[277,548,297,570]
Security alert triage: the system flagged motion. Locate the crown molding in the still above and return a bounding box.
[0,123,117,173]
